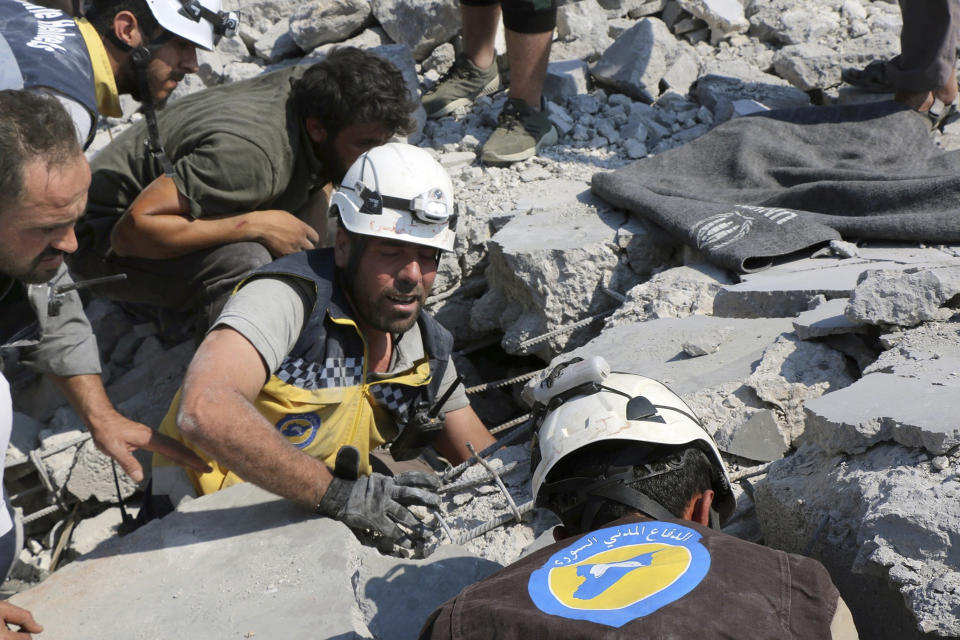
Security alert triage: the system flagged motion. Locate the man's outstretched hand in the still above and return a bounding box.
[316,446,440,552]
[0,601,42,639]
[89,412,212,483]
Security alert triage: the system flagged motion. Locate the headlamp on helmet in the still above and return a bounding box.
[177,0,238,43]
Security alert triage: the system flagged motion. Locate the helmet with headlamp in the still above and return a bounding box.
[528,356,736,530]
[330,143,457,252]
[146,0,238,50]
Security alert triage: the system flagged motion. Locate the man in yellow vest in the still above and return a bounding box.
[153,143,496,552]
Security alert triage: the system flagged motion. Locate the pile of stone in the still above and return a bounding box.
[6,0,960,637]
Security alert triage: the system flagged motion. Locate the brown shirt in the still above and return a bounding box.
[420,515,858,640]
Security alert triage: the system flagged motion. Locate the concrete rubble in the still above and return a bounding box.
[2,0,958,637]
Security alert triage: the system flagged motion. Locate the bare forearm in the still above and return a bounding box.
[178,387,333,509]
[49,373,117,427]
[111,210,261,259]
[434,405,496,463]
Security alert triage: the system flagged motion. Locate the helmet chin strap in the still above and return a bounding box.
[106,30,177,177]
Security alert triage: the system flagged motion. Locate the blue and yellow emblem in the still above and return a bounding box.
[528,522,711,628]
[275,412,322,449]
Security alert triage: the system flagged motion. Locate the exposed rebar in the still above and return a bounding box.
[454,500,536,545]
[466,442,522,523]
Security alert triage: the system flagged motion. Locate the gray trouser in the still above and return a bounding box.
[886,0,960,91]
[69,224,272,332]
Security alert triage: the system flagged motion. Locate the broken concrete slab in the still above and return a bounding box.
[371,0,460,60]
[469,180,652,358]
[746,333,855,444]
[605,263,732,328]
[560,314,795,396]
[682,326,732,356]
[713,248,960,318]
[846,265,960,328]
[804,373,960,456]
[288,0,371,52]
[720,409,788,462]
[792,296,866,340]
[865,321,960,384]
[590,17,672,102]
[676,0,748,43]
[11,483,501,639]
[755,442,960,639]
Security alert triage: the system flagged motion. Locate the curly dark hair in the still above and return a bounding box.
[86,0,160,39]
[293,47,416,138]
[542,441,715,535]
[0,90,81,213]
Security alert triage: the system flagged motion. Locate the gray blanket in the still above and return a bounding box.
[591,101,960,272]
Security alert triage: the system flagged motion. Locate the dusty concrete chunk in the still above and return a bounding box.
[591,18,672,102]
[792,297,865,340]
[721,409,788,461]
[469,180,650,357]
[714,251,960,318]
[746,334,855,444]
[681,327,732,357]
[543,59,592,102]
[676,0,748,43]
[605,264,732,328]
[772,43,842,91]
[288,0,371,52]
[805,373,960,455]
[371,0,460,60]
[846,265,960,327]
[253,19,302,63]
[11,484,501,639]
[755,443,960,639]
[561,315,795,396]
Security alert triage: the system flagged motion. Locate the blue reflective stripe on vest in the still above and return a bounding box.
[0,0,97,127]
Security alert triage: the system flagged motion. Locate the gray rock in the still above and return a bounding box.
[772,43,842,91]
[221,0,300,35]
[543,59,592,103]
[545,100,576,134]
[805,373,960,455]
[682,326,733,356]
[220,60,266,84]
[288,0,371,52]
[591,18,673,102]
[746,334,855,444]
[470,186,640,358]
[253,19,302,63]
[713,249,960,318]
[721,409,789,461]
[846,265,960,328]
[11,484,502,640]
[371,0,460,60]
[676,0,748,43]
[606,263,733,328]
[696,70,811,123]
[661,46,700,94]
[8,412,44,465]
[556,0,614,57]
[422,42,455,73]
[561,314,796,397]
[755,443,960,639]
[792,297,865,340]
[748,0,843,45]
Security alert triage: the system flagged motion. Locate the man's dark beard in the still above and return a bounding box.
[312,135,348,185]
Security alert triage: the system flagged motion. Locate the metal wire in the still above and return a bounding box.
[454,500,536,545]
[515,308,617,352]
[464,370,542,395]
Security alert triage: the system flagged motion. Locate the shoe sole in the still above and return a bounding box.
[481,125,559,166]
[426,76,502,119]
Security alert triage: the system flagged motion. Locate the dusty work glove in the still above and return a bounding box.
[317,446,440,553]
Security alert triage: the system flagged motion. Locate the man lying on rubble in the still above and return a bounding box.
[68,46,415,338]
[1,0,235,149]
[0,90,213,638]
[149,143,496,551]
[420,358,859,639]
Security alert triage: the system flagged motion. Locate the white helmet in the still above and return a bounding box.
[530,359,736,526]
[145,0,238,50]
[331,143,457,252]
